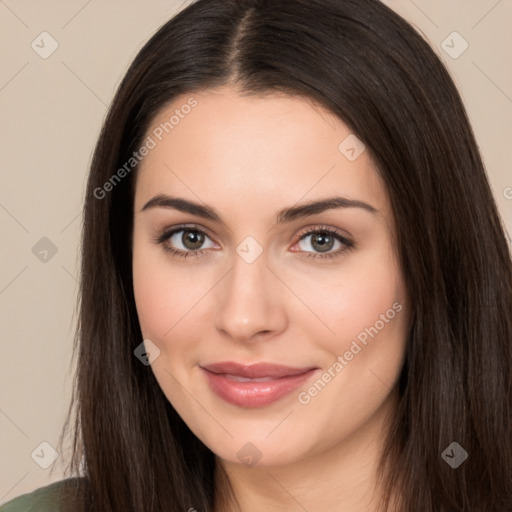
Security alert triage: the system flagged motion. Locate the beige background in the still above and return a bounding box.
[0,0,511,502]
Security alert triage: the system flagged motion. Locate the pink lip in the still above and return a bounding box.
[200,362,318,408]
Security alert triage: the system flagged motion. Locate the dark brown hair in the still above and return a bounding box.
[58,0,512,510]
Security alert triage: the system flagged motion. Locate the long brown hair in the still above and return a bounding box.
[58,0,512,510]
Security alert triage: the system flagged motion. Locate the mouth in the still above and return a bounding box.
[200,361,319,408]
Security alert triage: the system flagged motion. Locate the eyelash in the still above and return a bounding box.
[154,224,355,261]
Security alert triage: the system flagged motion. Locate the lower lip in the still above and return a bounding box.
[201,368,317,408]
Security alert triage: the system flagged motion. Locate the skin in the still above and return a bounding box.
[132,85,410,511]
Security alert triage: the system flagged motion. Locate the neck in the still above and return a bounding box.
[214,388,400,512]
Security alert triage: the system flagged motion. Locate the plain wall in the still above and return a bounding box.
[0,0,511,502]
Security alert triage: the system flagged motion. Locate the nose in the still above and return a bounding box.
[214,247,288,344]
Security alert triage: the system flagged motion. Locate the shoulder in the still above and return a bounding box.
[0,478,87,512]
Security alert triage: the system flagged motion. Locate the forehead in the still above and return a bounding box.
[134,86,389,220]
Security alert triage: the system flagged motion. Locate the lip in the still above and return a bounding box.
[200,362,318,408]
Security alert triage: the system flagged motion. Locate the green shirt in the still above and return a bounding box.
[0,479,84,512]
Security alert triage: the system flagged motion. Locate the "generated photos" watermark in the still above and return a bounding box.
[298,301,403,405]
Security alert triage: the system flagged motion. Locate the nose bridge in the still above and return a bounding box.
[214,239,286,341]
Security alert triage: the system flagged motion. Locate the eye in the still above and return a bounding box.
[292,226,354,260]
[155,225,218,259]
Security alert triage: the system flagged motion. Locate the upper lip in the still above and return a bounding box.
[201,361,317,379]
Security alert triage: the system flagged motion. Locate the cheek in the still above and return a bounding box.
[289,244,408,441]
[289,235,406,356]
[132,238,216,356]
[132,252,170,339]
[132,234,180,342]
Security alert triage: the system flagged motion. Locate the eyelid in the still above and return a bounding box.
[155,223,217,244]
[295,223,352,240]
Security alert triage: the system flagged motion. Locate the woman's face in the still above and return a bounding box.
[132,85,410,467]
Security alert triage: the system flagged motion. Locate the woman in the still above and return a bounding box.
[2,0,511,510]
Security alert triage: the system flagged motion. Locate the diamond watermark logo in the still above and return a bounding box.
[236,236,263,264]
[338,134,365,161]
[134,339,161,366]
[441,32,468,59]
[236,442,263,467]
[31,32,59,59]
[32,237,58,263]
[31,441,58,469]
[441,441,468,469]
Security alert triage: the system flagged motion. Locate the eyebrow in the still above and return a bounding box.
[140,194,378,224]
